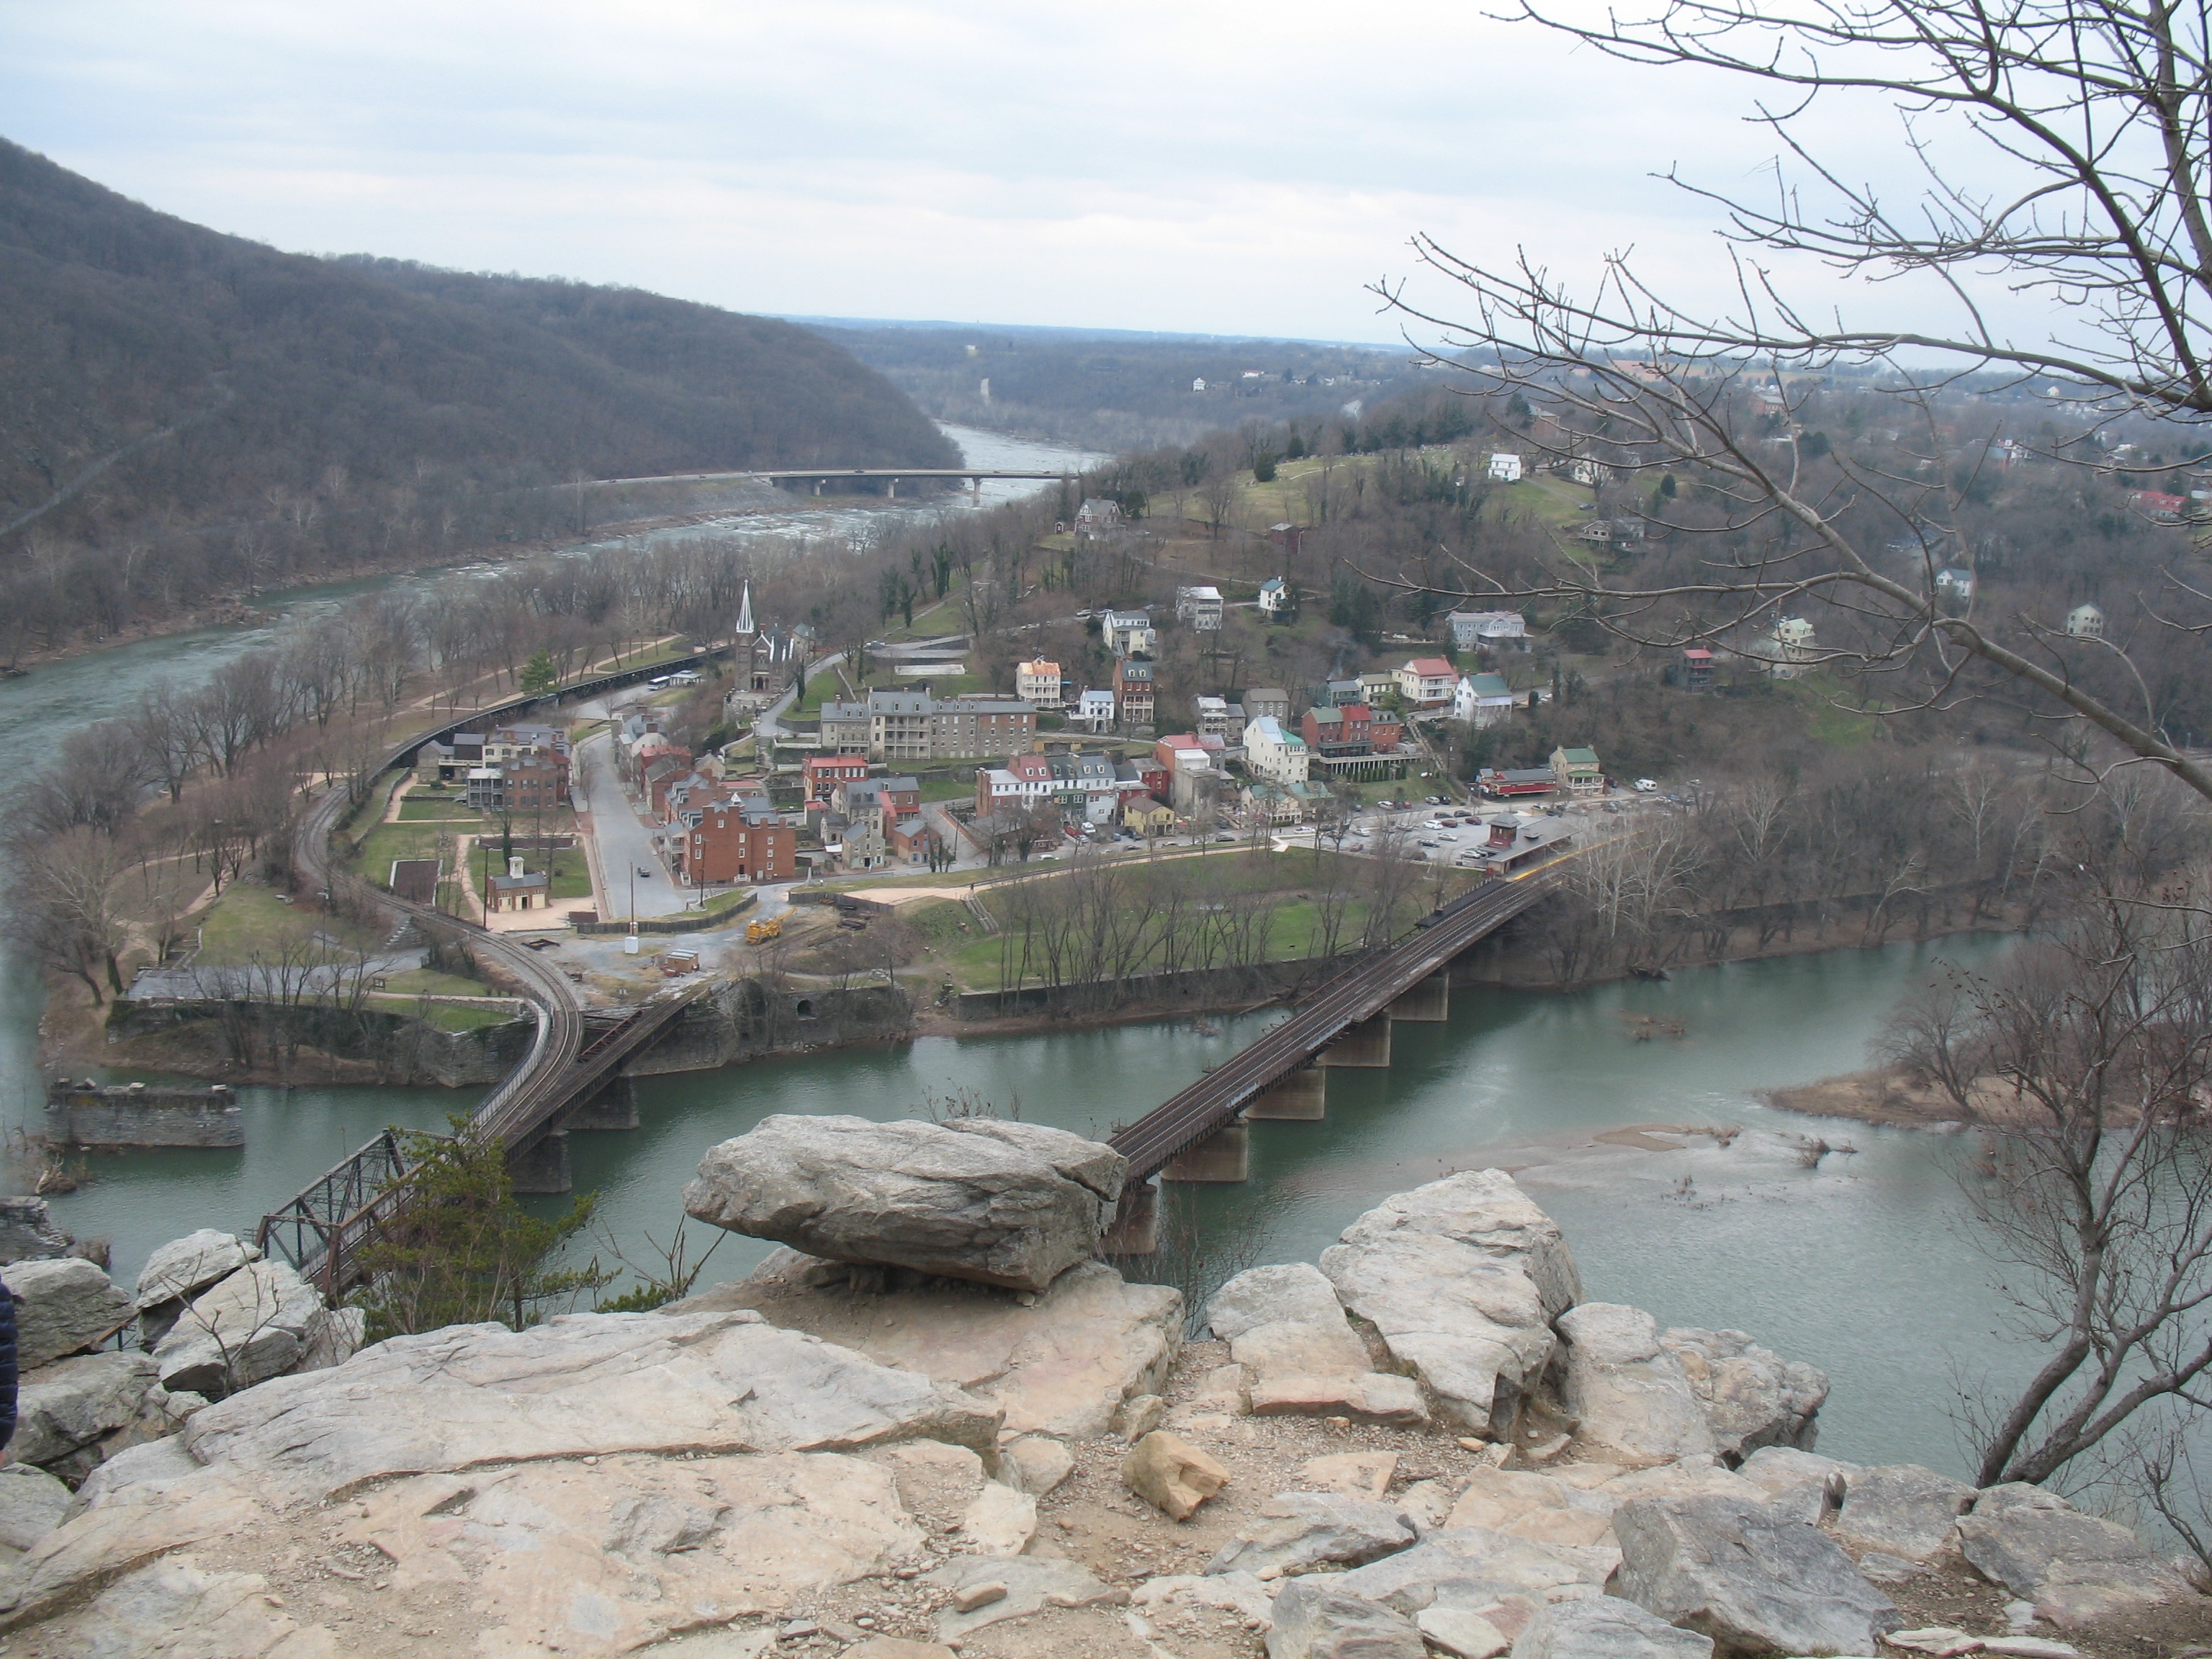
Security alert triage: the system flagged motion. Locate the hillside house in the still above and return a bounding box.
[1244,715,1310,784]
[1934,567,1976,602]
[1176,585,1225,631]
[1075,499,1123,534]
[1242,687,1291,722]
[2067,601,2107,638]
[976,753,1057,816]
[1268,523,1306,559]
[1256,577,1292,619]
[1358,670,1397,707]
[1769,616,1817,679]
[1194,695,1245,742]
[1447,609,1528,651]
[1453,672,1516,727]
[839,775,920,824]
[1397,657,1458,707]
[1102,609,1157,656]
[1681,647,1714,693]
[1551,745,1604,794]
[1114,658,1156,727]
[1075,688,1116,730]
[819,700,871,752]
[1487,453,1524,482]
[1016,659,1064,706]
[854,688,1038,762]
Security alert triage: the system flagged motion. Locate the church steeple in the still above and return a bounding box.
[735,580,755,637]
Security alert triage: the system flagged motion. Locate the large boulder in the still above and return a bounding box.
[684,1114,1125,1292]
[1320,1172,1581,1439]
[183,1308,1003,1504]
[1206,1264,1426,1426]
[1510,1596,1715,1657]
[1444,1466,1621,1550]
[693,1251,1179,1441]
[1207,1491,1418,1578]
[1955,1482,2193,1627]
[1830,1464,1973,1563]
[12,1352,162,1468]
[1610,1493,1901,1655]
[132,1230,260,1309]
[0,1465,75,1555]
[1555,1305,1717,1467]
[8,1257,132,1370]
[0,1197,69,1266]
[149,1259,323,1396]
[1660,1328,1827,1460]
[1324,1526,1617,1617]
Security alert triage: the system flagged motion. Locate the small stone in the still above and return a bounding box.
[1414,1606,1509,1658]
[1884,1629,1984,1657]
[951,1582,1006,1614]
[781,1619,822,1637]
[1323,1415,1349,1428]
[1123,1431,1229,1521]
[1456,1437,1485,1452]
[1983,1641,2080,1658]
[2003,1599,2037,1632]
[1002,1435,1075,1498]
[1859,1551,1930,1584]
[959,1483,1036,1557]
[1524,1432,1570,1463]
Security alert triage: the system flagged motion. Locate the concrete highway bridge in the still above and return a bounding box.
[583,466,1075,498]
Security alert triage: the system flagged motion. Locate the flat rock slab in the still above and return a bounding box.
[181,1308,1002,1505]
[8,1257,132,1370]
[1206,1491,1416,1577]
[1444,1465,1621,1551]
[1611,1492,1900,1655]
[132,1230,260,1310]
[1265,1578,1425,1659]
[1322,1524,1616,1615]
[692,1254,1179,1442]
[1660,1326,1827,1460]
[1556,1304,1717,1467]
[684,1113,1125,1292]
[1511,1595,1716,1657]
[1833,1463,1974,1562]
[1209,1262,1426,1426]
[1319,1171,1579,1439]
[927,1554,1120,1640]
[1956,1482,2193,1628]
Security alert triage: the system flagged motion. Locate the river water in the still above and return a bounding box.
[0,423,2027,1484]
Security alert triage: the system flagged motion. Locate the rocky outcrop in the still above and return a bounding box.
[0,1466,74,1557]
[182,1309,1002,1502]
[1660,1327,1827,1461]
[1610,1492,1902,1655]
[1555,1305,1717,1467]
[1266,1579,1426,1659]
[12,1352,181,1472]
[685,1114,1126,1292]
[1320,1171,1581,1439]
[1513,1596,1717,1657]
[1205,1263,1426,1425]
[1830,1463,1974,1563]
[131,1230,261,1349]
[9,1256,132,1370]
[1956,1482,2194,1627]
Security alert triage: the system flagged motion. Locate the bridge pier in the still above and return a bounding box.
[1244,1064,1326,1120]
[1318,1012,1393,1068]
[1388,973,1450,1022]
[1162,1120,1249,1182]
[508,1130,572,1195]
[561,1076,639,1131]
[1100,1177,1160,1256]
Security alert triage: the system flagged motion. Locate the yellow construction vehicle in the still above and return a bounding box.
[746,916,783,944]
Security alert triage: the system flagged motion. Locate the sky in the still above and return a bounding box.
[0,1,1993,346]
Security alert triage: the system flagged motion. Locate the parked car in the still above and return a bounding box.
[1634,778,1658,792]
[638,864,655,878]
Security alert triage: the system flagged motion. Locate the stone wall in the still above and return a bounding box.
[42,1083,244,1150]
[106,1000,536,1088]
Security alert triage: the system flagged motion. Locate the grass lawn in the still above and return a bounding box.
[399,797,479,822]
[377,968,495,997]
[920,776,976,802]
[351,822,451,886]
[197,883,384,965]
[365,996,521,1033]
[471,845,593,902]
[1785,676,1884,747]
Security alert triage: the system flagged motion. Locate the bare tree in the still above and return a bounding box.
[1885,884,2212,1486]
[1377,0,2212,804]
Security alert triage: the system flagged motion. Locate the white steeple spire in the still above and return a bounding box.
[735,580,755,637]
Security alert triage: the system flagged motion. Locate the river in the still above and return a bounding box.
[0,423,2024,1484]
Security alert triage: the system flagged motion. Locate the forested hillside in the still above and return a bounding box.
[0,138,955,661]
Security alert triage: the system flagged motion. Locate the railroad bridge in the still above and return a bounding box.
[1100,873,1559,1253]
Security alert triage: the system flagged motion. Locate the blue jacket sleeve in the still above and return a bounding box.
[0,1276,17,1452]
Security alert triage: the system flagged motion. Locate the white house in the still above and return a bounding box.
[1102,608,1156,656]
[1447,609,1528,651]
[1396,657,1458,707]
[1257,577,1292,619]
[1074,499,1123,534]
[1244,715,1310,785]
[1769,616,1817,679]
[1487,453,1524,483]
[1934,568,1976,601]
[1076,688,1116,730]
[1454,672,1517,728]
[2066,601,2107,638]
[1175,585,1225,631]
[1015,658,1063,706]
[1192,377,1207,392]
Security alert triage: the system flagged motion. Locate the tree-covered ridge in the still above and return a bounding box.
[0,137,954,654]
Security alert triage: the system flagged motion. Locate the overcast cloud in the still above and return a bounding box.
[1,1,1993,344]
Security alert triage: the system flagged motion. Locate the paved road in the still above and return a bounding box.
[573,730,693,920]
